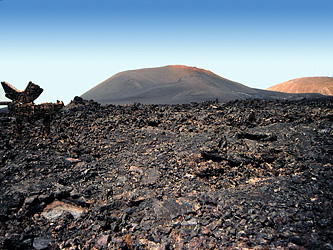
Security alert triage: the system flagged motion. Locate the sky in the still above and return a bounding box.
[0,0,332,104]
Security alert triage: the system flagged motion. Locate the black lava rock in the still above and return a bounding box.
[0,97,332,249]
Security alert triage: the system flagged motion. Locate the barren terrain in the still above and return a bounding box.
[267,77,333,96]
[82,66,321,105]
[1,97,332,249]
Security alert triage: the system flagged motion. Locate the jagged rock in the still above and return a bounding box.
[0,97,332,249]
[96,234,109,246]
[41,201,85,220]
[33,237,54,250]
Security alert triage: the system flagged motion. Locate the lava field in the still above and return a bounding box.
[1,97,332,250]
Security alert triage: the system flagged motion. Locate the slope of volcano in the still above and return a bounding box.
[267,77,333,96]
[81,65,282,104]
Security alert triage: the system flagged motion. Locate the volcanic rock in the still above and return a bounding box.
[33,237,54,250]
[41,201,85,220]
[0,96,332,249]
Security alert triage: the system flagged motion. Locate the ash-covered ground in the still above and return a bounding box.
[1,97,332,250]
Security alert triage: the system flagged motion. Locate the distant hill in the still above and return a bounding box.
[267,77,333,96]
[0,107,8,113]
[81,65,323,104]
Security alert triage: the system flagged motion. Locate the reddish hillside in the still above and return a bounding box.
[267,77,333,96]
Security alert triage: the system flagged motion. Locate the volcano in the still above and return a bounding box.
[267,77,333,96]
[81,65,274,104]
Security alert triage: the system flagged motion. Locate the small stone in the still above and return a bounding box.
[54,190,70,199]
[287,242,302,250]
[97,235,109,246]
[69,191,81,199]
[181,218,197,226]
[143,167,160,184]
[33,237,54,250]
[236,230,246,238]
[224,219,232,227]
[323,243,333,250]
[24,196,39,206]
[41,201,84,220]
[76,197,88,207]
[289,235,304,246]
[129,166,143,175]
[62,157,81,165]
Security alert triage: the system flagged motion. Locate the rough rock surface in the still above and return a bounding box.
[1,96,332,249]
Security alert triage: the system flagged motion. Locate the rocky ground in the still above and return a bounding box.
[0,97,332,250]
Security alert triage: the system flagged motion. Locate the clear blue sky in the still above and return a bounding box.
[1,0,332,104]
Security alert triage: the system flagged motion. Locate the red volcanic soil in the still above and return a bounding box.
[267,77,333,96]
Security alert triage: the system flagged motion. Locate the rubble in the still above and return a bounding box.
[0,96,332,249]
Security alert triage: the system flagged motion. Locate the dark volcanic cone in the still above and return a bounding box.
[81,65,272,104]
[267,77,333,96]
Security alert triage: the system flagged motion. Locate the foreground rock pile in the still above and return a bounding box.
[1,97,332,250]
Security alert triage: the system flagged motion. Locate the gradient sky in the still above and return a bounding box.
[1,0,332,104]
